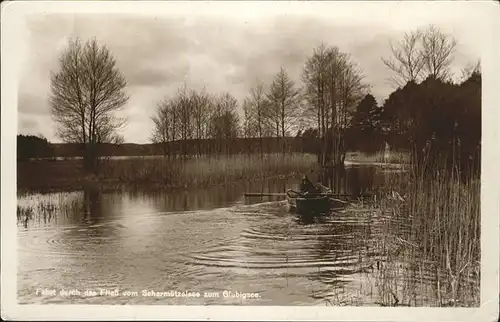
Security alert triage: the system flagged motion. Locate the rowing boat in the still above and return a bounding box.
[286,183,347,214]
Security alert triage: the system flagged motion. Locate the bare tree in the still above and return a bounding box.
[382,25,457,85]
[249,81,270,140]
[242,80,273,155]
[191,89,212,141]
[151,98,177,157]
[420,25,457,80]
[50,37,128,172]
[267,67,300,142]
[302,44,329,143]
[242,98,256,138]
[152,87,209,158]
[152,87,243,157]
[381,30,425,86]
[191,89,212,156]
[209,93,240,139]
[176,86,194,144]
[302,44,366,167]
[459,60,481,83]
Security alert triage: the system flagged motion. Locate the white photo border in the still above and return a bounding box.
[1,1,499,321]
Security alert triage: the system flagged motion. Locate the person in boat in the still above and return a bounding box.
[299,175,320,195]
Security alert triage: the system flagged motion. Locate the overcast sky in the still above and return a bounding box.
[13,2,487,144]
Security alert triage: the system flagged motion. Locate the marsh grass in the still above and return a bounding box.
[100,153,317,189]
[17,192,86,227]
[324,154,480,307]
[367,162,480,307]
[18,153,317,192]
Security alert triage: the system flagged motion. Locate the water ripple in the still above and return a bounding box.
[17,190,453,306]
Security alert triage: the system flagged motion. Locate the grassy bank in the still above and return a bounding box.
[371,166,480,306]
[17,153,318,192]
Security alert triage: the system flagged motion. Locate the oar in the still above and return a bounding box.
[244,191,330,198]
[244,193,287,197]
[330,198,351,205]
[244,192,371,198]
[244,192,352,207]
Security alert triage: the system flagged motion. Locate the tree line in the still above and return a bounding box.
[32,137,324,159]
[150,44,366,163]
[44,25,480,177]
[150,88,241,157]
[351,25,480,177]
[17,135,55,161]
[299,24,480,176]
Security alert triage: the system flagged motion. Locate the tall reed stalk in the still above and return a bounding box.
[373,154,480,307]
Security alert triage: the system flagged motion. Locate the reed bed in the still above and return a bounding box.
[18,153,317,192]
[100,153,317,189]
[368,163,480,307]
[17,192,85,227]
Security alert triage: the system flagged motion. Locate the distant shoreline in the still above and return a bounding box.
[17,153,320,194]
[16,152,408,194]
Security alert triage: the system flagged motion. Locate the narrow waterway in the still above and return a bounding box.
[18,165,447,306]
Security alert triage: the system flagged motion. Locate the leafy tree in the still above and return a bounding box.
[351,94,379,132]
[455,67,481,175]
[301,127,319,139]
[379,70,480,177]
[459,60,481,83]
[348,94,384,152]
[17,135,55,161]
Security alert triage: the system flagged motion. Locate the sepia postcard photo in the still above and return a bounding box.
[1,1,499,321]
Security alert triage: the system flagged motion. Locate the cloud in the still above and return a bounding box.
[17,113,53,138]
[126,66,182,88]
[18,117,38,132]
[17,12,480,143]
[18,92,50,116]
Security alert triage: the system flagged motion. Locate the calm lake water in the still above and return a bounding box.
[18,164,446,306]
